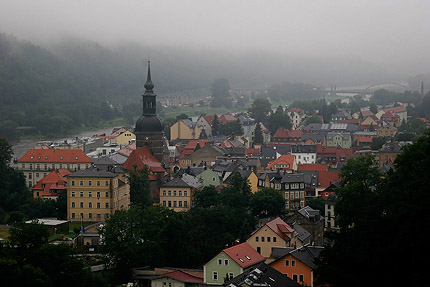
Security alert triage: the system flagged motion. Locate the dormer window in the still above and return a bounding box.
[45,156,48,159]
[75,156,78,160]
[60,156,63,160]
[31,156,34,159]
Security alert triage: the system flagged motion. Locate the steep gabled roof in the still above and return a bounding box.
[222,242,265,269]
[122,147,165,173]
[288,245,324,269]
[318,171,340,188]
[32,168,71,197]
[265,154,295,170]
[265,217,295,242]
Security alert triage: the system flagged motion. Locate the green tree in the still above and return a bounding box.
[210,79,231,108]
[302,116,322,126]
[212,114,220,136]
[219,121,243,136]
[253,122,264,145]
[176,113,190,121]
[249,188,285,217]
[369,103,378,114]
[267,106,292,135]
[193,186,220,208]
[371,137,386,150]
[248,98,271,124]
[306,196,325,213]
[127,165,151,207]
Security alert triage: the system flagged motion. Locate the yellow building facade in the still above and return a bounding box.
[170,120,202,140]
[67,168,130,222]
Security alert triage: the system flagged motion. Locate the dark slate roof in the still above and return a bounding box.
[270,247,295,260]
[292,222,312,243]
[281,173,305,183]
[224,263,301,287]
[300,170,318,189]
[297,206,322,222]
[162,174,202,189]
[93,156,120,166]
[379,141,403,153]
[380,161,395,173]
[288,246,324,269]
[224,169,253,185]
[68,167,124,178]
[225,147,247,156]
[177,166,205,177]
[212,160,239,173]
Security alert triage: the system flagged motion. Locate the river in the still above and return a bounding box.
[11,126,118,162]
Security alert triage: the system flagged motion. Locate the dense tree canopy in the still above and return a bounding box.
[317,134,430,286]
[248,99,271,124]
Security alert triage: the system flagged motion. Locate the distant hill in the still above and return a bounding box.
[0,32,407,140]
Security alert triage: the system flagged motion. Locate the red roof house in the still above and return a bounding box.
[18,148,92,164]
[122,147,166,175]
[297,164,328,172]
[32,169,71,199]
[265,154,297,171]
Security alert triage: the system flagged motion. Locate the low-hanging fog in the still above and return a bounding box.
[1,0,429,88]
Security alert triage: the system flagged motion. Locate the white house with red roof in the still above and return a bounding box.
[286,108,307,130]
[151,270,203,287]
[204,242,265,285]
[265,154,297,172]
[18,148,92,187]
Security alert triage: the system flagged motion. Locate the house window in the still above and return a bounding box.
[173,201,177,207]
[300,191,304,198]
[80,213,84,219]
[97,181,100,186]
[213,272,218,281]
[256,236,259,242]
[257,247,261,254]
[71,181,75,186]
[225,259,229,266]
[105,181,109,186]
[179,191,182,196]
[273,237,277,242]
[36,173,39,178]
[89,202,92,208]
[163,190,166,196]
[292,260,296,267]
[184,191,188,196]
[105,203,109,209]
[97,192,100,198]
[72,202,75,208]
[80,192,83,198]
[184,201,188,207]
[228,272,234,279]
[89,213,92,219]
[168,201,172,207]
[262,237,265,242]
[80,181,83,186]
[163,201,166,207]
[168,190,172,196]
[285,192,289,199]
[285,259,289,266]
[300,200,304,208]
[299,275,304,282]
[71,213,75,219]
[89,192,92,198]
[179,201,182,207]
[29,173,32,179]
[218,259,222,266]
[173,190,177,196]
[106,192,109,198]
[295,191,299,198]
[80,202,83,208]
[97,203,100,208]
[71,192,75,197]
[267,237,271,242]
[293,274,298,282]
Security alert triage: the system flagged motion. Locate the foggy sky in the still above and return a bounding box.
[1,0,429,76]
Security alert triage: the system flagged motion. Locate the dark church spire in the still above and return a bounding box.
[144,60,154,92]
[142,60,156,116]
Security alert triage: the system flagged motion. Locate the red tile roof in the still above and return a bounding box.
[247,148,260,157]
[273,128,303,139]
[266,217,295,242]
[318,171,340,189]
[219,114,238,125]
[288,107,306,114]
[317,145,354,159]
[297,164,328,172]
[204,114,215,125]
[184,140,208,151]
[117,142,136,157]
[18,149,92,163]
[265,154,296,170]
[122,147,165,173]
[32,169,71,197]
[383,106,406,114]
[153,270,203,283]
[223,242,265,268]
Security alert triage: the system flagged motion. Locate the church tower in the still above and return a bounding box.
[135,61,165,162]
